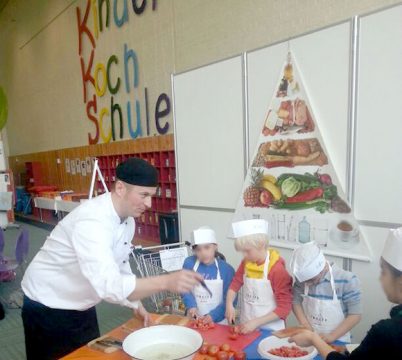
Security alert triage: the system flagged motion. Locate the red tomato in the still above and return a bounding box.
[230,325,240,334]
[208,345,220,356]
[220,344,231,352]
[233,351,246,360]
[190,318,216,331]
[229,333,239,340]
[199,344,208,355]
[216,351,229,360]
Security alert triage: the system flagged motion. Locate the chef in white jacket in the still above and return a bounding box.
[21,158,202,360]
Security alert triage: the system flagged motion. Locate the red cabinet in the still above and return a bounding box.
[25,162,43,187]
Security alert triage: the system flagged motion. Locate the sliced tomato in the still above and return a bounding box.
[216,351,229,360]
[207,345,220,356]
[199,344,208,355]
[229,333,239,340]
[220,343,231,352]
[233,351,246,360]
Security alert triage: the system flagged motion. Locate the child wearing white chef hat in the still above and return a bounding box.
[181,226,235,324]
[289,228,402,359]
[290,242,362,343]
[226,219,292,333]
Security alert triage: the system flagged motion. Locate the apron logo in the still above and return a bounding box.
[312,314,328,323]
[245,290,260,302]
[196,293,212,302]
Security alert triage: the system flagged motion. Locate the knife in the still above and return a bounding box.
[230,319,237,333]
[152,264,213,297]
[97,339,123,349]
[200,280,213,297]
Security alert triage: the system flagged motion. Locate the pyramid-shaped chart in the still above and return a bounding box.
[231,52,371,261]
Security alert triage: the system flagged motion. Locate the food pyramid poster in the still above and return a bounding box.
[231,52,371,261]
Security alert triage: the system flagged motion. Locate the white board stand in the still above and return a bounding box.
[89,159,109,199]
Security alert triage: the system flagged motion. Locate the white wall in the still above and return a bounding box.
[175,4,402,343]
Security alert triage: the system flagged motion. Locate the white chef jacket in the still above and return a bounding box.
[22,192,139,310]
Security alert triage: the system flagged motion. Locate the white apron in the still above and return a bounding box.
[192,259,227,324]
[240,251,285,331]
[302,263,351,343]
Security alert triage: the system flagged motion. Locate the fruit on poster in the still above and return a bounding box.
[243,169,350,214]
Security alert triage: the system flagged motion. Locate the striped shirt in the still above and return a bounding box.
[292,263,362,315]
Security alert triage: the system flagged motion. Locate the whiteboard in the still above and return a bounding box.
[354,5,402,224]
[173,56,245,209]
[247,21,351,191]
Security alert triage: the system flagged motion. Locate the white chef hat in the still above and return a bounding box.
[382,228,402,271]
[290,242,326,282]
[232,219,269,238]
[191,226,217,246]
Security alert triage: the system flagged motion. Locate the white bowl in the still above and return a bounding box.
[258,336,317,360]
[122,325,203,360]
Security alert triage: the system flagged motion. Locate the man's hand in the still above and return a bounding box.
[128,271,203,301]
[134,303,152,327]
[165,270,203,293]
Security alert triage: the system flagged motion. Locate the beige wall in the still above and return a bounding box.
[0,0,399,156]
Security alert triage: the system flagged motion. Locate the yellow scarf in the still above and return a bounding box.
[245,249,280,279]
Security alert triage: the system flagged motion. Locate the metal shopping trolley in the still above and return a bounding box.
[131,241,192,314]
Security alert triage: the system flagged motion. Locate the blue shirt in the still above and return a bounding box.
[181,255,235,323]
[292,263,362,316]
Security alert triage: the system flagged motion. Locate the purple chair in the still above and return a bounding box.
[15,229,29,265]
[0,228,5,260]
[0,229,30,282]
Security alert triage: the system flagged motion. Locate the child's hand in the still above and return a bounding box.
[225,304,236,324]
[289,330,315,347]
[240,319,258,334]
[203,315,213,324]
[319,333,336,344]
[188,307,199,319]
[300,323,313,331]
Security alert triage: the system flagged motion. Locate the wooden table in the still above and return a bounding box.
[61,314,205,360]
[60,318,140,360]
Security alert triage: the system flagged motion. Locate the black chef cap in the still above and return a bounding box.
[116,157,158,187]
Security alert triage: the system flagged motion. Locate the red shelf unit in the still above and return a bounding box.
[25,161,43,188]
[95,151,177,243]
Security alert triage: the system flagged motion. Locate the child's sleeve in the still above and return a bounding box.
[229,261,246,292]
[292,279,304,305]
[181,257,197,311]
[341,273,362,315]
[209,261,236,323]
[269,260,293,320]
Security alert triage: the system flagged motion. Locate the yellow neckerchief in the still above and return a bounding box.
[244,248,280,279]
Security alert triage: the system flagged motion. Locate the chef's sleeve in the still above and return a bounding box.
[71,218,138,309]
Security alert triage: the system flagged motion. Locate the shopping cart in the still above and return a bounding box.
[131,241,192,314]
